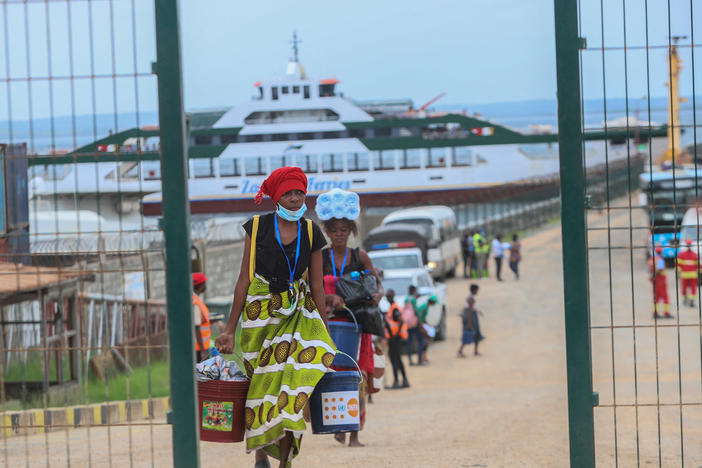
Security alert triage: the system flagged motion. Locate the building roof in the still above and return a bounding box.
[0,262,89,305]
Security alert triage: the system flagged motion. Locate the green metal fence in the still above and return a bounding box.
[0,1,198,466]
[556,0,701,466]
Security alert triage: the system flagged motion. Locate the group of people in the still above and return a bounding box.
[462,229,521,281]
[649,239,701,319]
[194,166,447,467]
[188,166,504,466]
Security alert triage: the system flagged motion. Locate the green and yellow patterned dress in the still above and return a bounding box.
[241,272,336,462]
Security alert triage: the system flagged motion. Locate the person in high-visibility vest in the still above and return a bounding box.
[677,239,699,307]
[384,289,409,389]
[192,272,211,362]
[472,229,489,278]
[650,246,672,319]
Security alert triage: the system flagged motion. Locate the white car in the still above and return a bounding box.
[369,248,424,271]
[378,268,448,340]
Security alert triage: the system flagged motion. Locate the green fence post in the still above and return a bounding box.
[554,0,596,466]
[154,0,200,466]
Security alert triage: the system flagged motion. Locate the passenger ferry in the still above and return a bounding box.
[29,34,667,221]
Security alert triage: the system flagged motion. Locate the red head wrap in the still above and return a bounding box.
[192,272,208,286]
[254,166,308,204]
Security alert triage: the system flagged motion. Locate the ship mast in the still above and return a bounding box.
[660,36,689,165]
[290,30,301,63]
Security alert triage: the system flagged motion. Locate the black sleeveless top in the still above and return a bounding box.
[322,247,365,278]
[243,213,326,293]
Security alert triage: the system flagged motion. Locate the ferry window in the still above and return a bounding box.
[402,149,421,169]
[271,87,278,100]
[282,86,289,94]
[245,134,264,143]
[298,132,315,140]
[323,131,341,139]
[270,154,294,171]
[347,152,369,172]
[221,134,238,144]
[257,87,263,99]
[373,151,395,171]
[303,85,310,99]
[272,133,288,141]
[296,154,318,173]
[349,129,365,138]
[293,86,300,93]
[453,147,472,166]
[374,127,391,138]
[244,156,266,176]
[219,158,240,176]
[193,158,214,178]
[319,84,335,97]
[322,153,344,173]
[427,147,447,168]
[194,135,212,145]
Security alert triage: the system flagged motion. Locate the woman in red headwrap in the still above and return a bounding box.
[216,167,336,468]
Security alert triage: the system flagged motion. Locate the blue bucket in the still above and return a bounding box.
[310,370,362,434]
[328,320,361,368]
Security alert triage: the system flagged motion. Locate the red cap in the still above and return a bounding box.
[192,272,208,286]
[255,166,307,205]
[655,246,663,254]
[686,239,693,245]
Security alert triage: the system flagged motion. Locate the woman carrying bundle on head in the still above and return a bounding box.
[315,188,384,447]
[215,167,336,468]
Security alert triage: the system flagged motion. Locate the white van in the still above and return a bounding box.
[380,206,461,279]
[679,207,702,248]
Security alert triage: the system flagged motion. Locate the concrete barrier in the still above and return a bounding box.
[1,396,170,437]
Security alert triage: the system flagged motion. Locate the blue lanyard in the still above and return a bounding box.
[274,215,301,296]
[330,248,348,282]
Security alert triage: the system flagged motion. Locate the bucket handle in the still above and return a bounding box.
[341,306,360,332]
[333,349,364,381]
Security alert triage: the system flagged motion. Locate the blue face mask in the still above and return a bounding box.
[277,203,307,222]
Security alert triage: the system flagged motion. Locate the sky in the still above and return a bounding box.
[0,0,699,122]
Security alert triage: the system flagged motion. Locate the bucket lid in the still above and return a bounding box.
[322,370,362,384]
[328,321,358,330]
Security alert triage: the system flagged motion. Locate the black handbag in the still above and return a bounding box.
[335,271,384,335]
[335,272,378,307]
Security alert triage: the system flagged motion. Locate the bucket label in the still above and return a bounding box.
[321,391,360,426]
[202,400,234,432]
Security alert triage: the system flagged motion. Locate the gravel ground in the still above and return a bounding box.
[2,207,700,467]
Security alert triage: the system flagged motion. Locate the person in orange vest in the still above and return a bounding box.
[677,239,699,307]
[384,289,409,389]
[650,246,672,319]
[192,272,212,362]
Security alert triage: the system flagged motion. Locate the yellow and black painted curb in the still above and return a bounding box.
[1,397,171,437]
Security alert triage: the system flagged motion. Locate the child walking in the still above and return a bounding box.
[384,289,409,389]
[458,284,485,357]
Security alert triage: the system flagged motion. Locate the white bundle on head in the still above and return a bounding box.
[315,188,360,220]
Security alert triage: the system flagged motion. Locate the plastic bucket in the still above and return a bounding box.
[329,314,361,368]
[309,370,362,434]
[197,379,250,443]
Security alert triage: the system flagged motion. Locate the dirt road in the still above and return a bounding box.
[2,208,700,467]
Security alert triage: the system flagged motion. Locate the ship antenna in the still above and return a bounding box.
[290,30,301,63]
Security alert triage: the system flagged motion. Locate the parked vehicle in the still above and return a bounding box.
[378,268,447,340]
[368,247,423,271]
[677,207,702,270]
[640,169,702,263]
[363,206,461,279]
